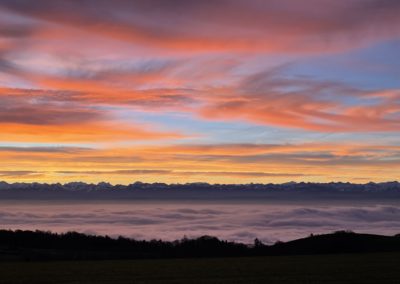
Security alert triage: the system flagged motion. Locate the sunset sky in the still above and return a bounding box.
[0,0,399,184]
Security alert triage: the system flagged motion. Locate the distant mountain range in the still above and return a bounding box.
[0,181,399,200]
[1,229,400,261]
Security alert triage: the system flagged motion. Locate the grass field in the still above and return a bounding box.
[1,252,399,284]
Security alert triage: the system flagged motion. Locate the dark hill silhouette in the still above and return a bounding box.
[268,230,400,255]
[1,230,400,261]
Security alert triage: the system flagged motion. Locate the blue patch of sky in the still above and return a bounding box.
[282,39,400,90]
[113,108,400,146]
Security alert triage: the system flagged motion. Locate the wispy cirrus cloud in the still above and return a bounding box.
[0,87,183,142]
[198,70,400,132]
[0,170,43,178]
[56,169,309,178]
[0,143,398,183]
[1,0,400,53]
[0,1,399,183]
[1,65,399,135]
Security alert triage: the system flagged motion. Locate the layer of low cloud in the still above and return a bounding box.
[1,201,400,243]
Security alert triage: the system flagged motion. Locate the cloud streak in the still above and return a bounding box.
[199,73,400,132]
[1,0,400,53]
[0,87,183,142]
[0,142,398,183]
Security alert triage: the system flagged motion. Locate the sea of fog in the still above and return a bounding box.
[1,200,400,244]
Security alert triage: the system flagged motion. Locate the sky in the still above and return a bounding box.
[0,0,399,184]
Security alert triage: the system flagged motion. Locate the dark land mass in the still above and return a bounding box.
[0,181,399,200]
[1,229,400,261]
[1,253,400,284]
[1,231,400,283]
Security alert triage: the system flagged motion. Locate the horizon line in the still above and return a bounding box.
[1,180,399,186]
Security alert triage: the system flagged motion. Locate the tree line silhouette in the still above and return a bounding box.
[1,229,400,261]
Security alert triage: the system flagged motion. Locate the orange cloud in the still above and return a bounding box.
[0,143,398,184]
[0,86,184,143]
[0,123,180,143]
[198,79,400,132]
[0,0,399,184]
[3,60,400,133]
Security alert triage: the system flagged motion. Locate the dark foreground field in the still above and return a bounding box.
[1,252,400,284]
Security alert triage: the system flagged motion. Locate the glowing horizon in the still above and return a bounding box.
[0,0,399,184]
